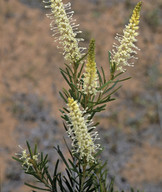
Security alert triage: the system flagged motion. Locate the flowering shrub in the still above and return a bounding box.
[13,1,143,191]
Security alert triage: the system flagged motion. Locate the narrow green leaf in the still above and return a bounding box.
[77,61,85,78]
[97,69,103,86]
[97,80,112,91]
[117,76,131,82]
[53,159,59,178]
[59,91,67,103]
[109,85,122,96]
[12,156,23,163]
[43,154,48,165]
[64,63,73,75]
[75,52,88,69]
[63,137,73,159]
[58,173,66,192]
[114,71,124,78]
[66,68,73,82]
[60,71,71,87]
[65,169,74,189]
[54,146,71,172]
[63,176,73,192]
[34,144,37,155]
[41,152,43,162]
[101,66,106,83]
[103,80,119,94]
[63,88,70,98]
[59,68,68,75]
[25,182,51,191]
[26,141,33,158]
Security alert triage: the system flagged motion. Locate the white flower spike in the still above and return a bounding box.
[44,0,86,64]
[67,97,100,162]
[111,2,142,72]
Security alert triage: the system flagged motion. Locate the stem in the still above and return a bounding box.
[110,73,114,80]
[31,160,52,190]
[80,159,87,192]
[73,63,78,97]
[84,93,90,109]
[72,157,77,191]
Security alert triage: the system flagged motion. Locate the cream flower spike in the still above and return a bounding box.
[111,1,142,72]
[67,97,100,162]
[43,0,86,64]
[83,39,98,95]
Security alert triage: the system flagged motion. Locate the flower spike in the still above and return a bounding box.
[67,97,100,162]
[15,145,39,171]
[44,0,85,64]
[111,1,142,72]
[83,39,99,95]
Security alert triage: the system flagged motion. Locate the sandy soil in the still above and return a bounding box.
[0,0,162,191]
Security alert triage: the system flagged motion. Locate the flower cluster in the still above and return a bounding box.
[111,1,142,72]
[67,97,100,162]
[83,39,98,95]
[15,145,39,171]
[44,0,85,64]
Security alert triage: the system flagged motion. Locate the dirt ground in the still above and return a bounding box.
[0,0,162,191]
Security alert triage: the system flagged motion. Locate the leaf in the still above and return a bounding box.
[103,80,119,94]
[66,68,73,82]
[63,88,70,97]
[94,148,103,158]
[59,91,67,103]
[114,71,123,78]
[34,144,37,155]
[68,159,79,174]
[75,52,88,69]
[54,146,71,173]
[108,178,115,191]
[12,156,23,163]
[25,182,51,191]
[77,61,85,79]
[43,154,48,166]
[118,76,131,82]
[97,80,112,91]
[63,175,73,192]
[60,70,71,87]
[63,137,73,159]
[83,174,94,190]
[97,69,103,86]
[109,85,122,96]
[45,169,53,186]
[26,141,33,158]
[53,159,59,178]
[64,63,73,75]
[65,169,75,188]
[101,66,106,83]
[41,152,43,162]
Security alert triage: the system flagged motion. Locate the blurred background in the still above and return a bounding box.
[0,0,162,191]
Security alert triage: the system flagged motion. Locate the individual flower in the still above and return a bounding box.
[111,1,142,72]
[44,0,85,64]
[83,39,98,95]
[67,97,100,162]
[15,145,39,171]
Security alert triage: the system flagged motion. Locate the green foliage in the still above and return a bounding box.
[13,142,143,192]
